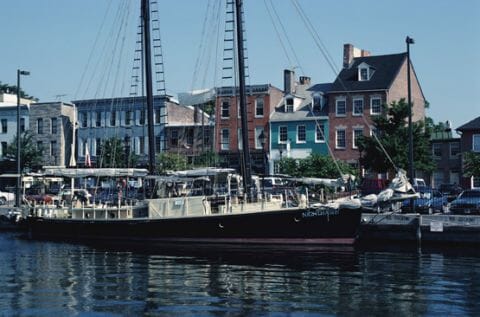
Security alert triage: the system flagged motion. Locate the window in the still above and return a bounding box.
[450,142,460,158]
[139,110,146,125]
[255,97,264,117]
[353,128,363,149]
[50,141,56,156]
[255,127,265,149]
[155,108,161,124]
[279,126,288,143]
[203,127,211,146]
[221,100,230,118]
[315,124,325,142]
[312,94,322,112]
[95,139,101,156]
[432,143,442,158]
[139,137,145,155]
[81,112,87,128]
[473,176,480,189]
[51,118,57,134]
[371,97,382,114]
[473,134,480,152]
[297,125,306,143]
[221,129,230,150]
[20,118,25,132]
[37,118,43,134]
[353,98,364,116]
[359,67,369,81]
[170,129,178,147]
[1,119,7,133]
[125,110,133,126]
[335,98,346,116]
[336,129,346,149]
[110,111,116,126]
[285,98,294,112]
[1,142,7,156]
[96,111,102,127]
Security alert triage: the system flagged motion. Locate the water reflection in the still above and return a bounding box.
[0,232,479,316]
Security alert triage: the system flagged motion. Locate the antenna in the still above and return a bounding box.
[54,94,67,101]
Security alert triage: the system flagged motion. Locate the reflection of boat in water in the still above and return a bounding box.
[24,0,363,246]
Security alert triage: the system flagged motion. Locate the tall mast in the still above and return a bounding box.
[235,0,253,201]
[141,0,156,174]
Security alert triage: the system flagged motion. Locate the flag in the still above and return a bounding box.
[85,146,91,167]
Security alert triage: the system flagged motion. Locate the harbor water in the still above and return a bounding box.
[0,232,479,316]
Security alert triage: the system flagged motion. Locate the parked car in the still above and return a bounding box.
[450,190,480,215]
[438,183,463,202]
[402,186,448,214]
[0,190,15,205]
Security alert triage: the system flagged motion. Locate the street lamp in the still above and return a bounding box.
[258,130,267,175]
[16,69,30,208]
[406,36,415,212]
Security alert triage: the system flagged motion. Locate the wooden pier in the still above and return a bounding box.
[359,213,480,245]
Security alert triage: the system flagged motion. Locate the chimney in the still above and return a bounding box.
[284,69,295,94]
[343,43,371,68]
[299,76,311,86]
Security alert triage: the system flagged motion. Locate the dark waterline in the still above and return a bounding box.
[0,232,479,316]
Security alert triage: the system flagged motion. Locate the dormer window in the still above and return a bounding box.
[312,94,323,112]
[285,97,294,112]
[358,62,373,81]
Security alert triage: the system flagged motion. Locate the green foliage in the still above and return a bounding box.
[277,154,357,178]
[4,130,43,171]
[97,138,127,168]
[357,99,435,174]
[0,81,37,100]
[156,152,187,174]
[193,150,222,167]
[463,152,480,177]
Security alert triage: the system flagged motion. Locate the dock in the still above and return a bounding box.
[360,213,480,245]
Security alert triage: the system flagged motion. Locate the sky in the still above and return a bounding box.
[1,0,479,131]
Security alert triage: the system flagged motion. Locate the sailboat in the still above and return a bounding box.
[24,0,363,245]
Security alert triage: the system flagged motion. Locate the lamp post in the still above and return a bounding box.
[406,36,415,212]
[258,130,267,199]
[16,69,30,208]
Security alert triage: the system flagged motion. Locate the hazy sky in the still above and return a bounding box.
[1,0,479,130]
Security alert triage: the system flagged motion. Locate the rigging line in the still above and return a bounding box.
[74,0,114,100]
[190,0,214,91]
[201,0,222,89]
[263,0,293,69]
[267,0,305,75]
[291,0,398,172]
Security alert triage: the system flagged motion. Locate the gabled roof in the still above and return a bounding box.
[307,83,332,93]
[457,116,480,131]
[330,53,407,92]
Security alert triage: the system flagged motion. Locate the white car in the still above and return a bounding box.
[0,190,15,205]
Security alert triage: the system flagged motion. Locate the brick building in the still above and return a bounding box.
[457,116,480,189]
[215,84,283,173]
[327,44,426,170]
[429,129,462,187]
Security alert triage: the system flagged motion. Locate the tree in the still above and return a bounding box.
[97,137,131,168]
[277,154,357,178]
[357,99,435,174]
[463,152,480,178]
[0,81,37,100]
[193,150,223,167]
[4,130,43,171]
[156,152,187,174]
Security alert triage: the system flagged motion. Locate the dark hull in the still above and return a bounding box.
[25,207,362,245]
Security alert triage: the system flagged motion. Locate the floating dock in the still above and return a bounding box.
[360,213,480,245]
